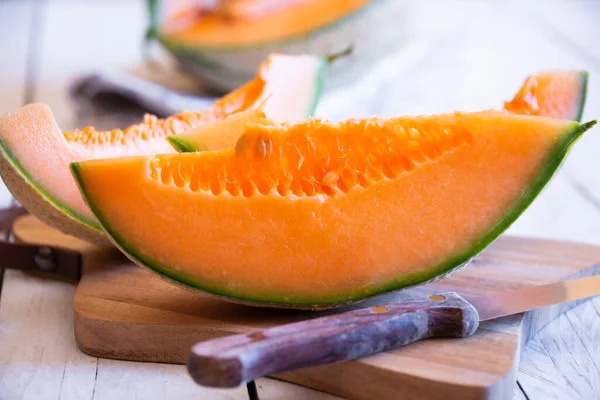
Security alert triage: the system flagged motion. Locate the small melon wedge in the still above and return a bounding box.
[167,109,270,152]
[504,70,588,121]
[71,112,596,308]
[0,54,327,245]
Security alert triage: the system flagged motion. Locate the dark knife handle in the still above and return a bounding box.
[0,205,82,281]
[187,292,479,388]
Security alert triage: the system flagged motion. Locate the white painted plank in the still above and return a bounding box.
[0,1,32,207]
[92,359,243,400]
[519,298,600,400]
[0,270,98,400]
[93,360,339,400]
[34,0,147,131]
[571,298,600,371]
[251,379,342,400]
[523,0,600,67]
[512,387,528,400]
[0,2,31,112]
[519,335,573,399]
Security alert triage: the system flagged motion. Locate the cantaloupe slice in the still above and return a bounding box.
[167,108,269,152]
[0,54,327,245]
[171,70,590,154]
[71,112,596,308]
[504,71,588,121]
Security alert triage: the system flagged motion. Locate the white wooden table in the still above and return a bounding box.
[1,1,600,399]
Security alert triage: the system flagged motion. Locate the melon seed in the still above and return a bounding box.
[322,171,339,186]
[256,137,272,159]
[235,135,247,156]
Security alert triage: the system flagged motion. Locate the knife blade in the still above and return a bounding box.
[187,275,600,388]
[470,275,600,320]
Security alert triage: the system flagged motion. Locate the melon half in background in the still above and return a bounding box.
[148,0,406,92]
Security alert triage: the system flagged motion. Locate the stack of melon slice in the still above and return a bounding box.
[0,54,327,245]
[0,66,594,309]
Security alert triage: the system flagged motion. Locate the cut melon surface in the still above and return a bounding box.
[71,112,596,308]
[159,0,373,48]
[0,54,326,244]
[167,109,269,152]
[504,70,588,121]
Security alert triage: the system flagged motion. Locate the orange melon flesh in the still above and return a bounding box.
[72,112,594,307]
[504,71,587,121]
[0,54,325,243]
[167,108,269,152]
[163,0,373,47]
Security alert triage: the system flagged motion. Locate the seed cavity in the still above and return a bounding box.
[241,180,255,197]
[160,163,172,185]
[276,183,289,196]
[64,111,207,146]
[301,180,316,196]
[356,173,371,188]
[256,179,271,195]
[322,171,339,186]
[150,117,471,198]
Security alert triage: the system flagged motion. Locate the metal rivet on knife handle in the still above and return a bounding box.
[34,246,57,271]
[429,294,446,301]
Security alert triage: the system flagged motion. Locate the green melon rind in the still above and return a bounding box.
[310,58,328,118]
[575,71,589,122]
[167,136,203,153]
[71,120,596,309]
[0,137,102,232]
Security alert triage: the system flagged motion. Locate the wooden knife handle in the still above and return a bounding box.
[0,205,81,280]
[187,292,479,388]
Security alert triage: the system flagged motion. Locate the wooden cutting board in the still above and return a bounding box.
[12,215,600,400]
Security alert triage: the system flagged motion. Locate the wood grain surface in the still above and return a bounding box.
[11,215,600,400]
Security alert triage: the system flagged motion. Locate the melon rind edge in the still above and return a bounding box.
[0,136,111,246]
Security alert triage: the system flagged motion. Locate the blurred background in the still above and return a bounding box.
[1,0,600,244]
